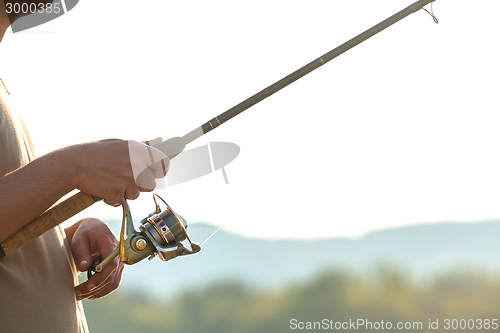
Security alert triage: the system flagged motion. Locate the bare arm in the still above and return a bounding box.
[0,148,75,242]
[0,139,168,243]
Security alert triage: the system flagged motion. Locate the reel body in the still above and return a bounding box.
[90,195,200,276]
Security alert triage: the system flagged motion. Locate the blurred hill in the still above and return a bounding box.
[107,220,500,300]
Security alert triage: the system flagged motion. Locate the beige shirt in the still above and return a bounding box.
[0,78,89,332]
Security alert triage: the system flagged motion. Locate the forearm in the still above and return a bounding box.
[0,148,77,242]
[0,138,169,243]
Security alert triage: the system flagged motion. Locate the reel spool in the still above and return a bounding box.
[89,194,200,277]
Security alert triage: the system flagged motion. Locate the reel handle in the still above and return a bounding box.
[0,191,101,258]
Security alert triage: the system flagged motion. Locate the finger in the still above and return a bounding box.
[70,229,93,272]
[144,137,163,147]
[129,141,168,185]
[124,185,140,200]
[136,168,156,191]
[149,157,170,178]
[76,256,121,299]
[142,145,169,178]
[78,259,124,300]
[124,190,140,200]
[102,185,126,207]
[79,266,116,297]
[74,227,120,300]
[77,267,116,299]
[103,198,124,207]
[85,264,124,300]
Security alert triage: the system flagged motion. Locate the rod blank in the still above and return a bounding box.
[200,0,436,136]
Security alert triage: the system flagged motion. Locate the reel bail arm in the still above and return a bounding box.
[89,194,200,277]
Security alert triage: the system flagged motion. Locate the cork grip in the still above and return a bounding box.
[0,191,100,258]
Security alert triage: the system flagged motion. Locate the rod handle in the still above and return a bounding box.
[0,192,101,258]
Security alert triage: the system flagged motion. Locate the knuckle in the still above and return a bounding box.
[124,189,140,200]
[109,182,125,194]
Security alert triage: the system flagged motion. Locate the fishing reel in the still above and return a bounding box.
[88,194,200,277]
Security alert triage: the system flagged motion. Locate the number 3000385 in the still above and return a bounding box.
[5,2,61,14]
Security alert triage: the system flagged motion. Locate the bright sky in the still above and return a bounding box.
[1,0,499,239]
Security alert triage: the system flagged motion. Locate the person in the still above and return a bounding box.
[0,1,170,332]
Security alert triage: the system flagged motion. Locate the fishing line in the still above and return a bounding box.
[422,2,439,24]
[200,227,223,247]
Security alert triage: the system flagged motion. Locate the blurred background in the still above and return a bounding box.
[83,221,500,333]
[1,0,500,332]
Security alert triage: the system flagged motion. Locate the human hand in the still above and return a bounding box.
[129,137,170,192]
[67,218,124,301]
[61,138,169,207]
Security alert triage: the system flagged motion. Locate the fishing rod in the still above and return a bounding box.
[0,0,437,271]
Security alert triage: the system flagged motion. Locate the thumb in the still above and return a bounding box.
[129,140,170,184]
[144,137,163,147]
[70,232,93,272]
